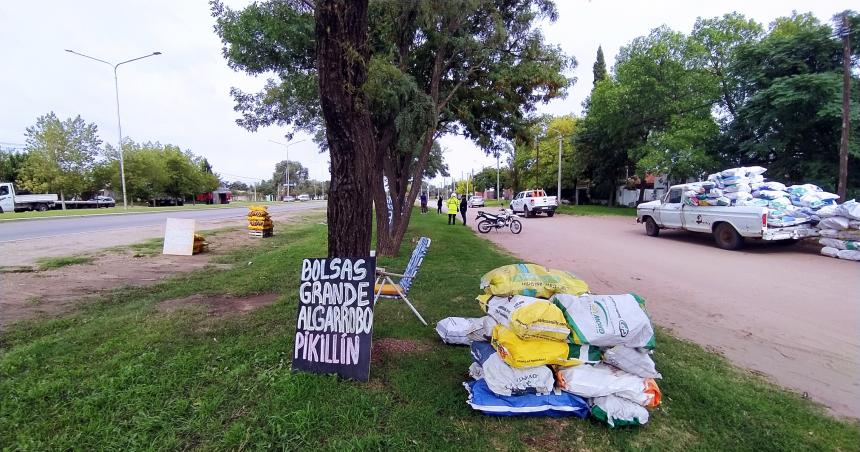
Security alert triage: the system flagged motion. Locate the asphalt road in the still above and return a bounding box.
[0,203,323,242]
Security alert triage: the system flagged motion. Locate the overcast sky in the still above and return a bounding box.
[0,0,854,187]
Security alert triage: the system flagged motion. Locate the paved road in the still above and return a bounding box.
[0,202,326,266]
[0,203,323,242]
[466,210,860,418]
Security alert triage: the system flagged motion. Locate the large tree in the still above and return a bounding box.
[0,150,28,184]
[212,0,572,255]
[18,113,102,209]
[724,12,860,190]
[592,45,608,86]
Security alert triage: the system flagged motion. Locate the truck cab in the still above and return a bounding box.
[0,182,58,213]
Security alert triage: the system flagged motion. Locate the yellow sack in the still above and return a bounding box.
[247,215,270,221]
[486,295,570,342]
[480,264,590,299]
[491,325,599,368]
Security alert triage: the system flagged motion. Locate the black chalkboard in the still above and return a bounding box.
[292,256,377,381]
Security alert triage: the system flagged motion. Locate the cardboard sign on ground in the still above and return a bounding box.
[292,256,377,381]
[162,218,196,256]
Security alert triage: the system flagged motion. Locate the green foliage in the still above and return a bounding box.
[18,113,102,200]
[103,141,220,201]
[35,255,93,270]
[576,10,860,198]
[0,150,28,183]
[592,45,608,86]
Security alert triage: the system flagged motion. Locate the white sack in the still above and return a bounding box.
[551,294,655,349]
[819,216,850,230]
[482,353,554,396]
[819,238,847,250]
[590,395,650,427]
[820,246,839,257]
[837,249,860,261]
[819,229,839,238]
[436,317,486,345]
[816,205,838,217]
[836,200,860,220]
[559,363,650,405]
[603,346,662,379]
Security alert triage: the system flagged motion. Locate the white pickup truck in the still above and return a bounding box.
[636,183,817,250]
[510,189,558,217]
[0,182,58,213]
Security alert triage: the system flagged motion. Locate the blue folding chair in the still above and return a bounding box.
[373,237,431,325]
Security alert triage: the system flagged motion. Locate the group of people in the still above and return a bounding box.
[419,192,469,225]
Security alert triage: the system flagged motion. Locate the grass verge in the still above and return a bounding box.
[35,255,93,270]
[557,204,637,217]
[1,211,857,450]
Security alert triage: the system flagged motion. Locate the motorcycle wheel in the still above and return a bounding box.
[510,219,522,234]
[477,220,493,234]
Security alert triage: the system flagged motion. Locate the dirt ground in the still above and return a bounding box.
[0,210,322,330]
[466,210,860,419]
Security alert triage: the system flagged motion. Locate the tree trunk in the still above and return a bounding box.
[637,178,646,205]
[838,15,851,201]
[315,0,376,257]
[60,189,66,210]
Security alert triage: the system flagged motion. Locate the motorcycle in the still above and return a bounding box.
[476,209,522,234]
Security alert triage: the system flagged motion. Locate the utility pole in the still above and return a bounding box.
[557,135,563,202]
[837,13,851,200]
[496,152,500,205]
[534,135,539,188]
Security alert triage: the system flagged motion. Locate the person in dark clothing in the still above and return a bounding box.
[437,196,443,214]
[460,195,468,225]
[420,193,428,213]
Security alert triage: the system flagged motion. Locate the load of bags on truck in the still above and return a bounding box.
[688,166,840,228]
[436,263,662,427]
[817,199,860,262]
[247,205,274,235]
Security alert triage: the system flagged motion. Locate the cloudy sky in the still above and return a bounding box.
[0,0,854,187]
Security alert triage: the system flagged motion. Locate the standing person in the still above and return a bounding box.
[460,193,468,225]
[437,195,443,214]
[420,193,428,214]
[446,193,460,225]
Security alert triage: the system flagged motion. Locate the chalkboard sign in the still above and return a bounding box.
[292,256,377,381]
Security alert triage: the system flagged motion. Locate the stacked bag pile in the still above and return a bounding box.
[193,233,208,254]
[693,166,839,227]
[817,199,860,261]
[436,264,662,427]
[247,205,274,237]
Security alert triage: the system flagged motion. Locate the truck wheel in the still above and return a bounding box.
[714,223,744,250]
[36,204,48,212]
[645,217,659,237]
[522,206,530,218]
[546,211,555,218]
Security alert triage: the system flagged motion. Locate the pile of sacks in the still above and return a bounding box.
[192,233,208,255]
[436,264,662,427]
[817,199,860,261]
[699,166,839,227]
[247,205,274,236]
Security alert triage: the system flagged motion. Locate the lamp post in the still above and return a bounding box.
[65,49,162,210]
[269,138,307,200]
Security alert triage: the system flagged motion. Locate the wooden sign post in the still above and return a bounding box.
[292,256,377,381]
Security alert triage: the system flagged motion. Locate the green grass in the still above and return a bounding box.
[557,204,637,217]
[1,210,857,450]
[34,255,94,270]
[0,200,287,220]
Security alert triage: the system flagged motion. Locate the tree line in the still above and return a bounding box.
[0,112,220,206]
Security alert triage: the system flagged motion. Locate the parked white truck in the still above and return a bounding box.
[636,183,817,250]
[0,182,58,213]
[510,189,558,217]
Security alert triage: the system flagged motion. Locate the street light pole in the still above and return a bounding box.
[557,135,563,202]
[269,138,307,199]
[496,152,500,205]
[65,49,162,210]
